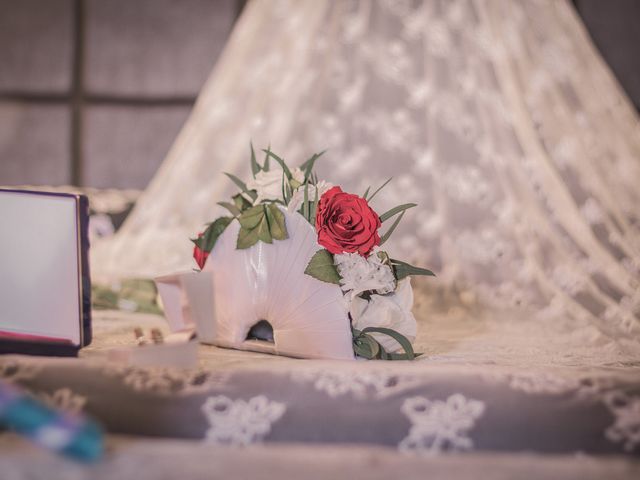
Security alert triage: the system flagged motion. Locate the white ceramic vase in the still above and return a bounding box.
[156,207,354,360]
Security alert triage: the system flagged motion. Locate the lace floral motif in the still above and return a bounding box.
[202,395,286,445]
[103,365,229,395]
[399,394,485,454]
[38,388,87,414]
[291,369,423,399]
[604,391,640,452]
[0,360,41,383]
[484,371,582,395]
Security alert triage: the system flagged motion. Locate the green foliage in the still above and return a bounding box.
[352,326,421,360]
[224,173,257,202]
[376,250,391,265]
[263,144,271,171]
[281,171,293,204]
[193,216,233,252]
[309,184,319,224]
[304,249,341,284]
[390,258,436,280]
[353,332,380,358]
[237,205,269,248]
[92,279,161,315]
[265,203,287,240]
[262,148,292,180]
[379,210,405,245]
[237,204,288,249]
[231,193,252,212]
[366,177,393,202]
[302,180,310,221]
[250,141,261,177]
[379,203,416,223]
[217,201,241,216]
[300,150,326,182]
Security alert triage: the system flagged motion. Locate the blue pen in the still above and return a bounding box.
[0,380,104,462]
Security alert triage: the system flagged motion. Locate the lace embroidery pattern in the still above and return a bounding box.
[0,360,41,383]
[38,388,87,414]
[483,371,582,395]
[202,395,286,446]
[103,365,230,395]
[291,370,422,399]
[399,394,485,454]
[604,390,640,452]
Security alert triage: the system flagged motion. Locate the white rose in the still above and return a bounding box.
[247,167,305,204]
[287,180,333,213]
[334,251,396,301]
[350,278,417,353]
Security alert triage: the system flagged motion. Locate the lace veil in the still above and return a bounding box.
[92,0,640,359]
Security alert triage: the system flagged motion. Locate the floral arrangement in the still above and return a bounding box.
[192,145,434,360]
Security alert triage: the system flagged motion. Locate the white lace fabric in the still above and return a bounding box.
[91,0,640,363]
[3,309,640,460]
[82,309,640,371]
[399,394,486,454]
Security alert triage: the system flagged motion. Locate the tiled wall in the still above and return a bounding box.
[0,0,239,189]
[0,1,638,189]
[574,0,640,112]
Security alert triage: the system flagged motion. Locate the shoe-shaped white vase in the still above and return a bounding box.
[156,207,355,360]
[203,207,354,360]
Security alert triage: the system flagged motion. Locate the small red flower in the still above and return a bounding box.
[193,232,209,269]
[315,186,381,257]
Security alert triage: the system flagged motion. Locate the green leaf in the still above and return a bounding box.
[266,204,288,240]
[238,205,265,229]
[196,216,233,252]
[232,193,253,212]
[376,250,391,264]
[361,326,417,360]
[263,144,271,171]
[377,343,390,360]
[281,170,293,204]
[217,201,241,217]
[309,184,319,224]
[367,177,393,202]
[224,172,248,192]
[380,210,405,245]
[262,149,292,180]
[302,180,310,221]
[353,334,380,359]
[304,249,341,285]
[281,172,287,205]
[390,258,436,280]
[250,141,261,177]
[300,150,326,181]
[379,203,416,223]
[362,186,371,200]
[237,205,267,249]
[385,351,424,360]
[257,212,272,244]
[351,323,421,361]
[224,172,257,202]
[237,225,260,249]
[236,204,289,249]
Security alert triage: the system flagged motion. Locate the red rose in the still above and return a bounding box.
[193,232,209,269]
[315,186,381,256]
